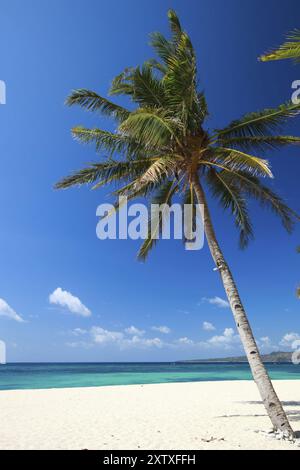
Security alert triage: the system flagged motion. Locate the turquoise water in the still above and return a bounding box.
[0,362,300,391]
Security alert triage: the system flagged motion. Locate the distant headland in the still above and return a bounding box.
[177,351,292,364]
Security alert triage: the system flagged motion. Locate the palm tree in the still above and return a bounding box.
[260,30,300,63]
[56,10,300,438]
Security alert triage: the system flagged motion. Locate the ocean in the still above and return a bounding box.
[0,362,300,391]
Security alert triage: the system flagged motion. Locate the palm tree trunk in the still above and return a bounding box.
[192,174,294,438]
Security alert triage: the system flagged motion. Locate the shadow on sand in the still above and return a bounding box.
[217,401,300,436]
[242,401,300,423]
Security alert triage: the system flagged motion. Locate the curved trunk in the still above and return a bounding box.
[192,175,294,438]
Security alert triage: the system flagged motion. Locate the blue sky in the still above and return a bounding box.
[0,0,300,362]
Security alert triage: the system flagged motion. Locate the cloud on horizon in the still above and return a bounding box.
[64,322,297,357]
[90,326,163,349]
[65,323,242,353]
[280,332,300,350]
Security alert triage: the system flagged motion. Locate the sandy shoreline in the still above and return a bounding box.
[0,380,299,450]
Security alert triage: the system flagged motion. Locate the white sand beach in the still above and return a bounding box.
[0,380,299,450]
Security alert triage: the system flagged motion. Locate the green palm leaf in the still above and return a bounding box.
[167,9,183,43]
[234,173,298,233]
[55,159,155,190]
[206,169,253,248]
[119,108,184,148]
[260,30,300,63]
[219,135,300,153]
[215,102,300,139]
[65,89,129,122]
[138,180,179,260]
[207,167,297,233]
[133,155,183,191]
[70,126,154,159]
[130,65,167,108]
[206,147,273,178]
[149,32,176,65]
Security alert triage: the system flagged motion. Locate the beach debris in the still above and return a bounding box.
[200,436,225,443]
[256,429,300,445]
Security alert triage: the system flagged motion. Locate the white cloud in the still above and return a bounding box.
[208,328,240,350]
[124,326,145,336]
[66,341,92,349]
[63,322,245,354]
[151,325,171,334]
[123,336,164,349]
[175,328,241,352]
[71,328,88,336]
[260,336,271,347]
[292,340,300,350]
[144,338,163,348]
[202,296,230,309]
[49,288,91,317]
[0,298,25,323]
[90,326,164,349]
[280,332,300,350]
[203,321,216,331]
[177,337,194,345]
[257,336,278,352]
[91,326,124,344]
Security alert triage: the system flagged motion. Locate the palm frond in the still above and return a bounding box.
[71,126,155,159]
[119,108,184,148]
[215,102,300,139]
[167,9,183,43]
[112,178,159,198]
[206,169,253,248]
[71,127,131,155]
[219,135,300,153]
[143,59,167,75]
[211,169,298,233]
[102,177,164,221]
[198,92,209,123]
[149,32,176,65]
[236,174,298,233]
[133,155,182,190]
[260,30,300,63]
[162,32,198,129]
[110,65,167,108]
[138,180,179,260]
[109,67,136,96]
[206,147,273,178]
[65,89,129,122]
[55,158,156,190]
[131,65,167,108]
